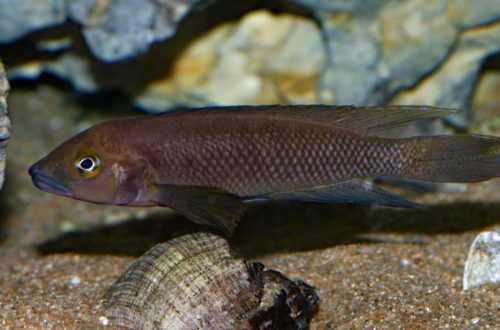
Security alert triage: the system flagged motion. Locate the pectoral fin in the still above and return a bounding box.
[267,180,422,208]
[150,184,247,235]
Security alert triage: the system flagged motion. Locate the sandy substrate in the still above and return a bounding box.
[0,84,498,328]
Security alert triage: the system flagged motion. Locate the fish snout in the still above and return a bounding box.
[28,162,39,178]
[29,162,70,195]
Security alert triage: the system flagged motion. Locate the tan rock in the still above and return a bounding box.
[392,21,500,127]
[135,9,326,110]
[473,70,500,118]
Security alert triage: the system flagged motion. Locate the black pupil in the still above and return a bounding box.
[80,158,94,170]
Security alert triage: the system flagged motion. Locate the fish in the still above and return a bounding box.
[29,105,500,234]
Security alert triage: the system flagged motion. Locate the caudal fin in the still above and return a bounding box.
[408,135,500,183]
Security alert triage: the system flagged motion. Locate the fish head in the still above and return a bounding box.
[29,124,146,205]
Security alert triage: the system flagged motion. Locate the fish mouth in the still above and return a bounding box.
[29,165,69,195]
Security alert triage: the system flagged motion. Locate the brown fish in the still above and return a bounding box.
[29,105,500,234]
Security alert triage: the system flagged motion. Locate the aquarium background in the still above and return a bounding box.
[0,0,499,327]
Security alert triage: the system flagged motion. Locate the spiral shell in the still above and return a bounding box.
[103,232,319,329]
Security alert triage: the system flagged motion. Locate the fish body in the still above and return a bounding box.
[29,105,500,234]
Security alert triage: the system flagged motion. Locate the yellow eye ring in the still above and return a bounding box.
[74,149,102,178]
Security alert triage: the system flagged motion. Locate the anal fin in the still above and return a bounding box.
[267,180,422,208]
[151,184,247,235]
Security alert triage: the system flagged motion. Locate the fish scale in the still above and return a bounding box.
[168,126,409,196]
[29,105,500,234]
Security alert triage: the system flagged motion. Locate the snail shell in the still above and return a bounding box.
[103,232,319,329]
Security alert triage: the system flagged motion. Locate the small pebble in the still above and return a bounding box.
[463,231,500,290]
[60,220,77,233]
[99,316,109,326]
[70,276,81,285]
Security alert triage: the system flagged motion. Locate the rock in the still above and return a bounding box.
[0,59,11,190]
[303,0,500,123]
[0,0,66,43]
[0,0,499,117]
[68,0,200,62]
[0,0,201,62]
[463,231,500,291]
[135,9,326,111]
[4,9,326,110]
[393,20,500,127]
[472,63,500,126]
[7,52,101,93]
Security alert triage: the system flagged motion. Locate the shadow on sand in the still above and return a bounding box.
[36,200,500,258]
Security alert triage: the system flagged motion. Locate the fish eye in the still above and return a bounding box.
[76,157,98,173]
[74,150,102,178]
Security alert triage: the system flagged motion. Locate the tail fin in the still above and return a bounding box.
[407,135,500,183]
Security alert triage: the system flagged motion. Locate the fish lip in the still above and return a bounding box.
[29,165,69,195]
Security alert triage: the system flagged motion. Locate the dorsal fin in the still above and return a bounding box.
[163,104,457,134]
